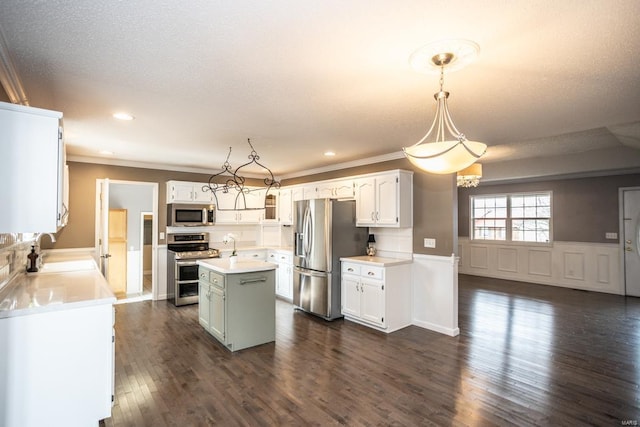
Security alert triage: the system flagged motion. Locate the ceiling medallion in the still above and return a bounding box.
[203,138,280,211]
[403,39,486,174]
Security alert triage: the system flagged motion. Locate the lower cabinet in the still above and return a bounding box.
[341,260,411,333]
[199,269,226,343]
[198,265,276,351]
[268,250,293,300]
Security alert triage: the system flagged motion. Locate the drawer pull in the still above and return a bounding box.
[240,277,267,285]
[367,271,375,276]
[347,268,354,272]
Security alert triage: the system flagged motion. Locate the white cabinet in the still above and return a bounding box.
[315,179,355,199]
[166,180,214,204]
[268,250,293,300]
[237,248,268,261]
[213,187,265,224]
[0,101,68,233]
[354,170,412,228]
[278,188,293,225]
[341,259,412,333]
[0,303,114,427]
[291,186,305,202]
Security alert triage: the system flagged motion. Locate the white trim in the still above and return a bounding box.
[94,179,160,300]
[458,237,623,294]
[619,186,640,296]
[70,150,407,181]
[410,253,459,337]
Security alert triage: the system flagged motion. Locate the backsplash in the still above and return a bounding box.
[0,233,34,291]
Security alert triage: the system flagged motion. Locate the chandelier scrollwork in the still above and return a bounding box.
[203,138,280,211]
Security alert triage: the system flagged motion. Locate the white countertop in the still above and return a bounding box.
[0,268,116,319]
[340,255,413,267]
[197,258,278,274]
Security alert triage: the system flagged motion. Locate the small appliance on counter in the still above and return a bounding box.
[167,232,220,306]
[366,234,376,256]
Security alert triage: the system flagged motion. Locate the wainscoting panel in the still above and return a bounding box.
[411,254,459,337]
[563,252,585,281]
[497,247,518,273]
[470,246,488,269]
[458,238,622,295]
[528,249,552,277]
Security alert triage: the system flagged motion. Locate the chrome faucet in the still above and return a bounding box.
[33,233,57,268]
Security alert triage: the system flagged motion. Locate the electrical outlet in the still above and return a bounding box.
[605,232,618,239]
[424,238,436,248]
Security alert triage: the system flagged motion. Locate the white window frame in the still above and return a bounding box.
[470,191,553,245]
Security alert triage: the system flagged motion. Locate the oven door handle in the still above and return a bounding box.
[176,260,199,266]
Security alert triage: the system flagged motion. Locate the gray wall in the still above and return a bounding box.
[109,183,153,251]
[283,158,456,256]
[458,173,640,243]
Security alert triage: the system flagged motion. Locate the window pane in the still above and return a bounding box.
[537,206,551,217]
[512,207,523,218]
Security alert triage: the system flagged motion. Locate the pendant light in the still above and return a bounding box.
[203,138,280,211]
[456,163,482,187]
[403,40,486,174]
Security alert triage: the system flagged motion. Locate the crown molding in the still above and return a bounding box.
[0,24,28,105]
[278,151,406,180]
[69,150,407,181]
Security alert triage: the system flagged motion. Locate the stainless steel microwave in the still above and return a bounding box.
[167,203,216,226]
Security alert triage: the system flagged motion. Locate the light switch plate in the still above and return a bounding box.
[424,238,436,248]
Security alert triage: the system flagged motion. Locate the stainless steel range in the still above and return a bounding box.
[167,232,220,306]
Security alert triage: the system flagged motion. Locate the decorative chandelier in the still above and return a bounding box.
[203,138,280,211]
[456,163,482,187]
[403,40,486,174]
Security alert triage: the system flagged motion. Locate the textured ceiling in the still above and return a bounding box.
[1,0,639,179]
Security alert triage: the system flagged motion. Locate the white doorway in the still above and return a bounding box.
[620,187,640,297]
[140,212,153,299]
[95,179,159,302]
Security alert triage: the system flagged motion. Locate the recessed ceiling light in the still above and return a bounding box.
[99,150,114,155]
[113,112,134,121]
[324,151,336,157]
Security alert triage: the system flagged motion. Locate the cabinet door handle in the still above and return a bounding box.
[376,212,380,220]
[356,284,359,292]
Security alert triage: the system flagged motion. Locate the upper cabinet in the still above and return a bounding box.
[278,188,293,225]
[166,181,214,204]
[354,170,413,228]
[214,187,265,224]
[315,179,355,199]
[0,102,68,233]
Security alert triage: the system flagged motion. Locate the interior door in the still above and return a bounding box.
[623,189,640,297]
[108,209,128,297]
[98,179,110,278]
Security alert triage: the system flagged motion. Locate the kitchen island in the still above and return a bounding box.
[197,258,277,352]
[0,254,116,427]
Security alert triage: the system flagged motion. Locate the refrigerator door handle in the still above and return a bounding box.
[303,206,312,256]
[294,267,326,278]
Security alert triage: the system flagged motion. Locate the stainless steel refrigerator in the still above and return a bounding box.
[293,199,368,320]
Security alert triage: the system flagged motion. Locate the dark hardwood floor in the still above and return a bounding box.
[101,275,640,426]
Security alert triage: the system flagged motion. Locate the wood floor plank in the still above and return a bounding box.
[101,274,640,426]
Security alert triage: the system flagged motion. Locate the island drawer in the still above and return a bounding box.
[199,268,226,289]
